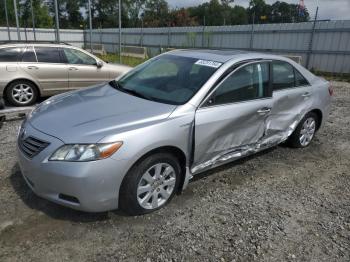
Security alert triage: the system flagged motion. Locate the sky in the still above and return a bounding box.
[167,0,350,20]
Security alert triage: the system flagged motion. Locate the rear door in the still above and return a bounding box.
[193,61,273,173]
[266,61,313,140]
[20,46,69,92]
[60,47,108,89]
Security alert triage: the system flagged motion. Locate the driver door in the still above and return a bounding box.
[60,48,108,89]
[192,61,273,173]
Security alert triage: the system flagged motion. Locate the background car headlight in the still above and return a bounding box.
[49,142,123,162]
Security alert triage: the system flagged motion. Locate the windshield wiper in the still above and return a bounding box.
[110,80,151,101]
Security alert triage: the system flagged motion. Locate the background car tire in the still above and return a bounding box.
[6,80,38,107]
[288,112,318,148]
[119,153,181,215]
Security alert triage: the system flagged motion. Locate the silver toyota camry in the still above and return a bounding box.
[17,50,332,215]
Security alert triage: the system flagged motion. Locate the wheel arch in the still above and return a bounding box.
[120,145,188,197]
[309,109,323,131]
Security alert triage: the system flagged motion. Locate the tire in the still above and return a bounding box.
[6,80,38,107]
[0,116,4,129]
[119,153,181,215]
[288,112,318,148]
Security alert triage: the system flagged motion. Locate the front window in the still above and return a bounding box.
[62,48,96,65]
[116,55,221,105]
[207,62,270,106]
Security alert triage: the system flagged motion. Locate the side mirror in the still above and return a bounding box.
[96,60,103,68]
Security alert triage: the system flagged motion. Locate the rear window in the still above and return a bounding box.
[0,47,22,62]
[272,61,295,90]
[34,47,61,63]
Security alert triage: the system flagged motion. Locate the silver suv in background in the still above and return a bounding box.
[0,42,131,106]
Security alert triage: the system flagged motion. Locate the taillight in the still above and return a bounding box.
[328,84,334,96]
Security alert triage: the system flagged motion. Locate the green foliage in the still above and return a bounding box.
[97,53,147,67]
[0,0,53,28]
[0,0,311,30]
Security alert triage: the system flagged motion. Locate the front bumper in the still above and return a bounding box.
[17,123,131,212]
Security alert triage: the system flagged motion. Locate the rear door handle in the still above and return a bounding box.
[257,107,271,115]
[27,66,38,70]
[302,92,311,97]
[69,67,78,71]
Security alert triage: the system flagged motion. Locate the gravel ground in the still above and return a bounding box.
[0,82,349,262]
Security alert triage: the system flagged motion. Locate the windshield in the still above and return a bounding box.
[116,54,221,105]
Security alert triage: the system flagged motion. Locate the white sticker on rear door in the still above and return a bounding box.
[195,60,222,68]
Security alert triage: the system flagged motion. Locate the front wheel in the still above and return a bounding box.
[288,112,318,148]
[119,153,181,215]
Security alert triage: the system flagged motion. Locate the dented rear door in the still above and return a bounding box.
[265,61,313,142]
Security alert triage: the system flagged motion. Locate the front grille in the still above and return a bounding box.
[19,136,50,158]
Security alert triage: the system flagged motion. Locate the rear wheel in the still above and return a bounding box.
[119,153,181,215]
[288,112,318,148]
[6,80,38,107]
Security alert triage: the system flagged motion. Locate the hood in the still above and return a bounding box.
[28,83,177,143]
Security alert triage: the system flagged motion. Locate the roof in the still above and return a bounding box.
[0,41,71,47]
[168,49,251,63]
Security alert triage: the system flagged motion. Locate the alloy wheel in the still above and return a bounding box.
[299,117,316,147]
[12,84,34,104]
[137,163,177,210]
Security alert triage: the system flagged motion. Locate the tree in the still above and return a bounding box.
[247,0,271,24]
[0,0,52,28]
[270,1,309,23]
[124,0,146,27]
[170,8,198,27]
[143,0,169,27]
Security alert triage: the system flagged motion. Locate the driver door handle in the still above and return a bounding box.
[27,66,38,70]
[69,67,78,71]
[257,107,271,115]
[302,92,311,97]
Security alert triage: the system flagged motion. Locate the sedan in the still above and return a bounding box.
[17,50,332,215]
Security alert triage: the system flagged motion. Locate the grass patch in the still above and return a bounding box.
[312,70,350,83]
[97,53,147,67]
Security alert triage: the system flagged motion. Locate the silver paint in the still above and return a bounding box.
[17,50,332,212]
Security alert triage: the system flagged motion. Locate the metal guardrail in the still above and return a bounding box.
[121,46,148,59]
[0,100,33,128]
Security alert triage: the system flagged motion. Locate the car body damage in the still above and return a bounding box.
[189,62,330,174]
[17,49,331,213]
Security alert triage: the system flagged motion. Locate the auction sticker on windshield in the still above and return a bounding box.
[195,60,222,68]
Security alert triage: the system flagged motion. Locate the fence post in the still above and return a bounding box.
[88,0,93,52]
[202,26,205,47]
[250,23,255,50]
[168,27,171,48]
[4,0,11,40]
[30,0,36,41]
[118,0,122,63]
[54,0,60,42]
[13,0,21,40]
[306,7,319,70]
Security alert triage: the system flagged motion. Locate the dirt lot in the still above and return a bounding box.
[0,82,349,262]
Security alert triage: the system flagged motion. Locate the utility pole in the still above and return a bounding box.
[306,6,319,69]
[30,0,36,41]
[118,0,122,63]
[4,0,11,40]
[88,0,93,52]
[54,0,60,43]
[13,0,20,40]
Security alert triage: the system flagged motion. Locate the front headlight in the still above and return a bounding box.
[49,142,123,162]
